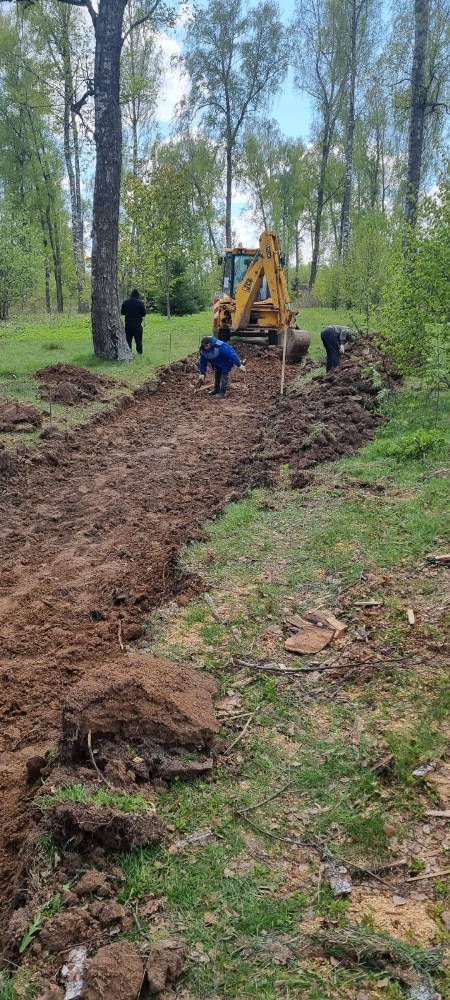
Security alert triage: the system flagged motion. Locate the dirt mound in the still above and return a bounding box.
[34,362,116,404]
[37,799,163,852]
[61,655,219,759]
[0,398,42,432]
[246,339,387,486]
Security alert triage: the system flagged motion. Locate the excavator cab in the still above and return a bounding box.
[221,251,268,301]
[213,231,310,362]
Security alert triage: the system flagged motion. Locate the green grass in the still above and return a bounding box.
[39,783,153,813]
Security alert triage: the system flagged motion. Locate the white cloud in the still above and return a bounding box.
[155,34,188,123]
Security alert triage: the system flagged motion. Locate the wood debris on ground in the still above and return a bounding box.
[284,608,347,654]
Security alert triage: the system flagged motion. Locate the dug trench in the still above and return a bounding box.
[0,340,388,961]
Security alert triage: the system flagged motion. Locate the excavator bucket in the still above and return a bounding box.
[281,328,311,364]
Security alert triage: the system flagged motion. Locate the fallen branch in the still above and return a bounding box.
[425,553,450,565]
[87,731,111,788]
[238,781,294,814]
[424,810,450,818]
[203,592,222,623]
[225,713,254,754]
[232,657,323,675]
[406,867,450,882]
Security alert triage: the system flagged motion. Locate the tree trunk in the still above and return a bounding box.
[91,0,132,360]
[309,132,330,290]
[225,142,232,246]
[294,220,301,293]
[404,0,429,226]
[44,262,51,313]
[64,80,85,311]
[72,113,88,311]
[340,0,357,260]
[60,12,86,312]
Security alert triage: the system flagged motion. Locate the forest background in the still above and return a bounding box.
[0,0,449,379]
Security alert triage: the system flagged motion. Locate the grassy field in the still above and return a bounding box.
[0,307,355,443]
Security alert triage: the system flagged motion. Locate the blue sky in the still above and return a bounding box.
[272,67,313,140]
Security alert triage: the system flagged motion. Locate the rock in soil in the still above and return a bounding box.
[61,655,219,761]
[38,800,164,852]
[80,941,143,1000]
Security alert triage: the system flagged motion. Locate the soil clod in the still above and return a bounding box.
[80,941,144,1000]
[61,655,219,761]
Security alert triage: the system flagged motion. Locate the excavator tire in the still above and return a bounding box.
[279,328,311,364]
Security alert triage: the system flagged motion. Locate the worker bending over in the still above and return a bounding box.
[198,336,246,399]
[320,325,358,372]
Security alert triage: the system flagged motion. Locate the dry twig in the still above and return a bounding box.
[87,730,111,787]
[225,713,254,754]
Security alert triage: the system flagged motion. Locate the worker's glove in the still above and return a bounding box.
[339,344,345,355]
[198,373,205,382]
[239,364,246,373]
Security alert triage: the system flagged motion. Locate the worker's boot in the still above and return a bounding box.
[209,368,221,396]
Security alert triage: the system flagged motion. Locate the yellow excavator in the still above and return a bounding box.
[213,230,310,363]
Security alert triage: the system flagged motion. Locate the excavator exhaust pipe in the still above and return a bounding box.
[280,328,311,364]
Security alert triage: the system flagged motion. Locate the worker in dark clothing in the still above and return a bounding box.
[121,289,147,354]
[197,336,246,399]
[320,325,358,372]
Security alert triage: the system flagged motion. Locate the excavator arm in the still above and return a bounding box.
[231,231,296,334]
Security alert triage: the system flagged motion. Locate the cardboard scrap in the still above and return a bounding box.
[284,608,347,654]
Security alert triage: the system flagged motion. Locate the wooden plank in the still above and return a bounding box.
[285,623,335,654]
[303,608,347,635]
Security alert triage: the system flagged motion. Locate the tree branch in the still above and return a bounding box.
[121,2,161,47]
[53,0,97,27]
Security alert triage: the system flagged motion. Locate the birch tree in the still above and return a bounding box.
[180,0,287,246]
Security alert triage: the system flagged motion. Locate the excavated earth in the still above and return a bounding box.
[0,340,388,938]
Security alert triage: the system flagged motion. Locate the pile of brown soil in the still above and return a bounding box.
[61,654,219,760]
[34,362,117,405]
[0,398,42,433]
[246,339,388,487]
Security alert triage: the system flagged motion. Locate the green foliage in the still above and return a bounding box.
[381,171,450,381]
[313,257,345,309]
[314,213,391,328]
[342,212,391,330]
[384,429,445,461]
[0,203,43,319]
[121,155,211,317]
[154,259,208,317]
[19,912,43,955]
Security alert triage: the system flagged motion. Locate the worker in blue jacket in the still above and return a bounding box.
[198,336,246,399]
